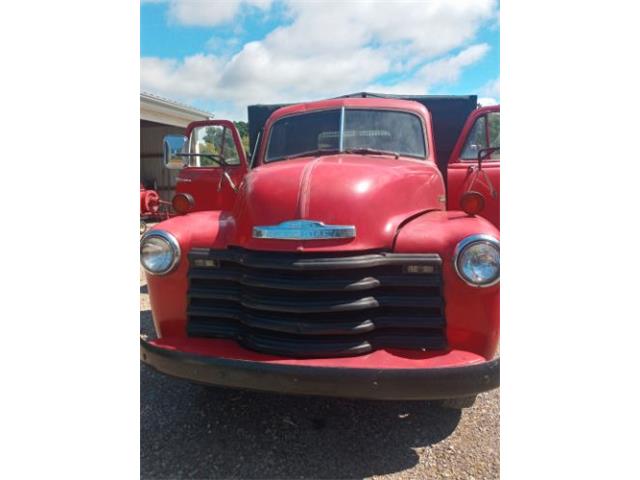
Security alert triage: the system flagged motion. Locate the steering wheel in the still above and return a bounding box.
[176,152,229,168]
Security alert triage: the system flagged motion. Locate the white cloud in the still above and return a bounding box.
[140,55,225,100]
[165,1,495,55]
[481,76,500,99]
[205,35,241,54]
[167,0,273,26]
[280,0,495,58]
[368,43,490,94]
[141,0,498,118]
[419,44,490,83]
[478,97,498,106]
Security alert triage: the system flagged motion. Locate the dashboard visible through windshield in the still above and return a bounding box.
[265,108,427,162]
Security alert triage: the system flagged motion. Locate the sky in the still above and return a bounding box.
[141,0,500,121]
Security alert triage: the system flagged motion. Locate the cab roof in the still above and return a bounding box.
[267,97,431,124]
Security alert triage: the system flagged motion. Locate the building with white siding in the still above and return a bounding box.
[140,92,212,201]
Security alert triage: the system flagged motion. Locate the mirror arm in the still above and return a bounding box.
[224,171,238,193]
[216,169,238,193]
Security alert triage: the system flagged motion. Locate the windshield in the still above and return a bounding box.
[265,108,427,162]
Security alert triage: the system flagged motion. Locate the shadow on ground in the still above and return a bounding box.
[140,310,461,479]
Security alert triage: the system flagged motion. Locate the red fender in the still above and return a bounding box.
[395,210,500,359]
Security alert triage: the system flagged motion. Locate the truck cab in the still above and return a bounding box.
[141,96,500,406]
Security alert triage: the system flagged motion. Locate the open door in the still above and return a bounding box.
[173,120,248,212]
[447,105,500,228]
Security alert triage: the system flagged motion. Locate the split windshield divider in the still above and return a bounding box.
[339,107,345,152]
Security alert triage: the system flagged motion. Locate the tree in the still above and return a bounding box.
[234,121,250,153]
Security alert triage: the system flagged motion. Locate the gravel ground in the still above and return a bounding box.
[141,268,499,479]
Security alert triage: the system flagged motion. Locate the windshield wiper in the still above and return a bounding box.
[283,148,341,160]
[277,147,400,162]
[343,148,399,159]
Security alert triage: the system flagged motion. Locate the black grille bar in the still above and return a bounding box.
[189,267,441,291]
[188,321,447,358]
[188,305,445,335]
[189,287,443,313]
[188,248,441,270]
[186,248,446,358]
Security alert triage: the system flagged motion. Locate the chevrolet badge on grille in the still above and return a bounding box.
[252,220,356,240]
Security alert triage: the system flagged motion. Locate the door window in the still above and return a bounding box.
[188,125,241,167]
[460,112,500,160]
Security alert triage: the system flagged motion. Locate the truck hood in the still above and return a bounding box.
[227,154,445,251]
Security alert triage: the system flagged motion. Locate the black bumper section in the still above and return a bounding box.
[140,337,499,401]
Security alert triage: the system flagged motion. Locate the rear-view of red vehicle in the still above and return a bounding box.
[140,94,500,408]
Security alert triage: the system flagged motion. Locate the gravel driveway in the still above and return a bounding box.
[141,269,499,479]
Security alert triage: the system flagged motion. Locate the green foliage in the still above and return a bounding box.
[488,112,500,147]
[234,120,248,137]
[198,127,222,166]
[234,121,250,153]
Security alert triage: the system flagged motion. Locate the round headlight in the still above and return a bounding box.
[140,230,180,275]
[453,234,500,287]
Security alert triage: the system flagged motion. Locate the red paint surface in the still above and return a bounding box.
[145,98,500,370]
[447,105,500,228]
[231,155,444,252]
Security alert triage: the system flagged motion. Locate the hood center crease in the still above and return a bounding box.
[296,157,322,219]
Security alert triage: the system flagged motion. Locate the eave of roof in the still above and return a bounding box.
[140,92,213,119]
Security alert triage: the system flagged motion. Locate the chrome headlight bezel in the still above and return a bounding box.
[140,230,181,275]
[453,234,500,288]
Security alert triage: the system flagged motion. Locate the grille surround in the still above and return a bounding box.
[186,248,447,358]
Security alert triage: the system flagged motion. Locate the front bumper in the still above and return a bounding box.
[141,337,499,400]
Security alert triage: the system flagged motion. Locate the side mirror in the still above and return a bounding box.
[163,135,189,170]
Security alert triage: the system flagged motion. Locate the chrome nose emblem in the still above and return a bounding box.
[253,220,356,240]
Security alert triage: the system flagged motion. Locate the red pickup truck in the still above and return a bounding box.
[140,94,500,408]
